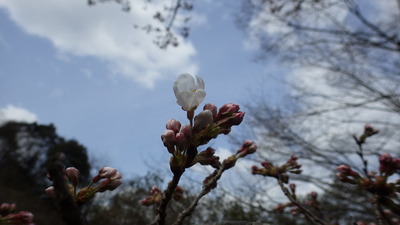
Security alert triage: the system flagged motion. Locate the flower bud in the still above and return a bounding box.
[93,166,117,183]
[150,186,161,195]
[180,124,193,138]
[65,167,80,187]
[97,179,123,192]
[0,203,16,214]
[161,130,176,153]
[6,211,34,224]
[231,112,245,126]
[379,153,397,175]
[173,186,185,200]
[237,140,257,157]
[45,186,56,199]
[336,165,353,175]
[216,103,240,120]
[203,103,217,118]
[175,132,186,145]
[166,119,181,134]
[261,161,273,169]
[364,124,379,136]
[140,196,154,206]
[194,110,214,131]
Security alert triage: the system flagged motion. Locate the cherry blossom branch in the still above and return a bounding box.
[353,135,370,177]
[151,171,184,225]
[172,164,226,225]
[276,176,329,225]
[173,141,257,225]
[47,154,84,225]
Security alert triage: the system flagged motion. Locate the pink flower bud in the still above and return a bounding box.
[231,112,245,125]
[150,186,161,195]
[203,103,217,118]
[180,124,193,138]
[140,196,154,206]
[242,140,254,149]
[194,110,214,131]
[5,211,34,224]
[105,179,123,191]
[93,166,117,183]
[364,124,379,136]
[110,171,122,180]
[175,132,186,144]
[97,176,123,192]
[217,103,240,117]
[161,130,176,153]
[0,203,16,214]
[65,167,80,187]
[261,161,273,169]
[336,164,352,175]
[45,186,56,199]
[166,119,181,134]
[379,153,398,175]
[236,140,257,157]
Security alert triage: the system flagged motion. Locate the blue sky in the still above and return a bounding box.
[0,0,285,177]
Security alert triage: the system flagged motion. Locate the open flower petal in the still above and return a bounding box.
[173,73,206,111]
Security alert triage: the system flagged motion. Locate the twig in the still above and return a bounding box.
[172,165,227,225]
[150,171,184,225]
[353,136,370,177]
[276,176,329,225]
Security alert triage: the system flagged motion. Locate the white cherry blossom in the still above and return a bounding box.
[173,73,206,111]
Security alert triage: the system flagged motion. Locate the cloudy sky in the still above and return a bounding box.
[0,0,286,177]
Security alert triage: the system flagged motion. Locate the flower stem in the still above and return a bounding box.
[151,171,184,225]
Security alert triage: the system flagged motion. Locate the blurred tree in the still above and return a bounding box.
[235,0,400,182]
[230,0,400,223]
[0,121,91,225]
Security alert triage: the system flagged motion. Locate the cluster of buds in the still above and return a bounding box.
[162,103,246,174]
[201,141,257,191]
[164,74,252,175]
[140,186,184,206]
[337,154,400,199]
[354,124,379,145]
[274,190,322,219]
[0,203,34,225]
[221,140,257,170]
[379,153,400,176]
[46,166,122,205]
[336,164,362,184]
[252,155,302,183]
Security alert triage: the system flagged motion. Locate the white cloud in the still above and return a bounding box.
[0,105,38,125]
[0,0,198,88]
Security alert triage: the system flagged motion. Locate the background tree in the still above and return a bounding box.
[227,0,400,222]
[0,121,91,225]
[232,0,400,182]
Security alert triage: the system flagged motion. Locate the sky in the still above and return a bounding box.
[0,0,285,177]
